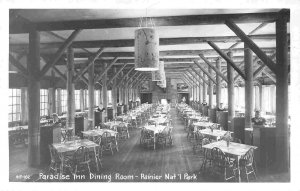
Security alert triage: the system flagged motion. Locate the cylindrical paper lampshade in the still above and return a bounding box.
[135,28,159,71]
[152,61,164,81]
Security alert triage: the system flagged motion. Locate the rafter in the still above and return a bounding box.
[9,54,28,77]
[73,48,105,83]
[94,57,118,83]
[199,54,228,83]
[193,61,217,84]
[39,29,81,79]
[10,12,280,34]
[187,67,208,85]
[225,19,277,74]
[207,41,246,80]
[107,63,128,84]
[115,67,135,87]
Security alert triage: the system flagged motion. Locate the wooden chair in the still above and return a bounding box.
[211,147,237,182]
[140,128,155,149]
[156,127,169,149]
[48,145,73,175]
[101,132,118,155]
[73,146,91,175]
[117,123,129,140]
[90,136,103,171]
[239,147,257,182]
[200,138,212,173]
[192,131,204,154]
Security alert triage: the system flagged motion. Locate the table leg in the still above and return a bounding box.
[154,134,156,150]
[237,156,241,182]
[94,147,99,172]
[60,154,64,175]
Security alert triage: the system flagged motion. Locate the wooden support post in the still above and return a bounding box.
[88,55,95,129]
[259,84,263,111]
[112,67,118,117]
[66,47,75,131]
[48,88,56,115]
[225,20,277,74]
[244,44,254,130]
[227,52,235,131]
[198,72,202,103]
[275,10,289,172]
[56,88,62,114]
[202,71,207,103]
[102,63,108,118]
[27,29,40,167]
[80,89,84,112]
[39,30,81,79]
[216,58,222,108]
[208,67,213,109]
[21,87,28,125]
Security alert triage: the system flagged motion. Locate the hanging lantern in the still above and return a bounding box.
[135,28,159,71]
[152,61,164,81]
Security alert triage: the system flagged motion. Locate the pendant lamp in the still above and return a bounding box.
[135,28,159,71]
[152,61,164,81]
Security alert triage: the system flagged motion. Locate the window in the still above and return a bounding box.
[85,90,89,109]
[40,89,48,116]
[61,89,67,113]
[8,88,21,122]
[95,90,100,106]
[262,85,276,114]
[75,90,80,110]
[107,90,112,104]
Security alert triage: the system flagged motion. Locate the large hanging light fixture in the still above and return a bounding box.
[152,61,164,81]
[135,28,159,71]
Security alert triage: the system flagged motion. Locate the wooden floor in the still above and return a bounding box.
[9,108,290,182]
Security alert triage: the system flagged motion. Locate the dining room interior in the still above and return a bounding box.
[7,8,292,183]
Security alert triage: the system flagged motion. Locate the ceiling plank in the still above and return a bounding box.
[39,29,82,79]
[225,19,277,74]
[10,12,281,34]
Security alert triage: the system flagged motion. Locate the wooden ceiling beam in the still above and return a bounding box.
[199,54,228,83]
[10,34,281,50]
[193,61,217,84]
[207,41,246,80]
[183,72,201,88]
[225,19,277,74]
[38,29,81,79]
[10,12,281,34]
[115,67,135,87]
[186,69,204,86]
[73,48,105,83]
[94,57,118,83]
[107,63,128,84]
[9,54,28,77]
[187,67,208,85]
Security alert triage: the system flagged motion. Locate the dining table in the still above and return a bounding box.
[202,140,257,182]
[143,124,167,150]
[198,129,229,140]
[193,121,215,129]
[52,139,100,172]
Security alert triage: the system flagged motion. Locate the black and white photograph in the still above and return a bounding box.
[1,0,300,190]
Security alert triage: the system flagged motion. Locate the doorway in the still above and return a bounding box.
[140,93,152,104]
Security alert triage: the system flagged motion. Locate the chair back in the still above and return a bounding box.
[241,147,255,165]
[73,146,90,163]
[49,145,61,162]
[102,132,114,144]
[195,131,204,142]
[211,147,227,167]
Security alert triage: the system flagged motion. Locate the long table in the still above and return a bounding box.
[143,125,167,150]
[202,140,257,182]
